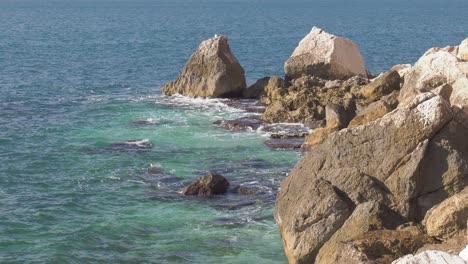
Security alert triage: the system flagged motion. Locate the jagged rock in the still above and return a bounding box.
[459,38,468,61]
[274,178,354,264]
[261,75,367,124]
[243,76,288,100]
[358,69,401,104]
[423,186,468,240]
[315,201,404,264]
[334,229,435,264]
[275,95,457,263]
[161,35,246,98]
[284,27,367,80]
[399,42,468,106]
[392,250,467,264]
[179,172,230,197]
[348,100,392,128]
[380,90,400,110]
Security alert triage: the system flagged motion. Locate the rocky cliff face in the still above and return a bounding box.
[161,35,246,98]
[275,38,468,264]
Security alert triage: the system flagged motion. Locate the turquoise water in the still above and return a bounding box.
[1,0,467,263]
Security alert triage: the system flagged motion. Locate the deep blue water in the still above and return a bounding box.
[1,0,467,263]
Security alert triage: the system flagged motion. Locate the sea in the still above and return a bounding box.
[1,0,467,263]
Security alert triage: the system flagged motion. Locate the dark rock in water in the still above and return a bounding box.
[107,139,153,151]
[264,137,304,149]
[179,172,230,197]
[233,185,259,195]
[224,99,266,113]
[147,163,163,174]
[214,116,264,131]
[129,119,157,126]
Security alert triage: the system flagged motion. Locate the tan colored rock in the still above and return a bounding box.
[161,35,246,98]
[423,186,468,240]
[348,100,392,128]
[315,202,404,264]
[459,38,468,61]
[450,77,468,113]
[302,104,352,149]
[390,64,412,82]
[335,229,435,264]
[243,76,288,99]
[399,49,468,106]
[392,250,466,264]
[284,27,367,80]
[417,233,468,255]
[359,69,401,103]
[275,95,456,263]
[274,178,354,264]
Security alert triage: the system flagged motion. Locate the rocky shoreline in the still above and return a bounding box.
[161,27,468,263]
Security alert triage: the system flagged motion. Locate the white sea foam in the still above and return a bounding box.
[157,94,245,113]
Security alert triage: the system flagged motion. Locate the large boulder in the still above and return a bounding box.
[275,94,460,263]
[358,69,401,104]
[284,27,367,80]
[179,172,230,197]
[274,178,354,264]
[450,77,468,113]
[399,39,468,106]
[161,35,246,98]
[423,186,468,240]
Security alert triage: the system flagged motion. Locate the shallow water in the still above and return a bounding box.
[1,0,467,263]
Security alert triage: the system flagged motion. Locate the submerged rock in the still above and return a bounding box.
[161,35,246,98]
[264,137,304,149]
[179,172,230,197]
[284,27,367,80]
[107,139,153,151]
[214,116,264,131]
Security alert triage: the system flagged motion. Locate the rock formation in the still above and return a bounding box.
[274,37,468,264]
[179,172,230,197]
[284,27,367,80]
[161,35,246,98]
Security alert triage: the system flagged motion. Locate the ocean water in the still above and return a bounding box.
[1,0,467,263]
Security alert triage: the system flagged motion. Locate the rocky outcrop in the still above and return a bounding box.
[179,172,230,197]
[161,35,246,98]
[399,39,468,106]
[274,93,468,263]
[423,186,468,240]
[284,27,367,80]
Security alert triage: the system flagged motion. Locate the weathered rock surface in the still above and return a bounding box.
[334,229,435,264]
[264,137,304,150]
[179,172,230,197]
[274,178,354,264]
[399,39,468,106]
[423,186,468,240]
[243,76,288,100]
[275,94,463,263]
[315,201,404,264]
[450,77,468,113]
[161,35,246,98]
[284,27,367,80]
[358,69,401,104]
[392,250,467,264]
[214,116,264,131]
[348,100,392,128]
